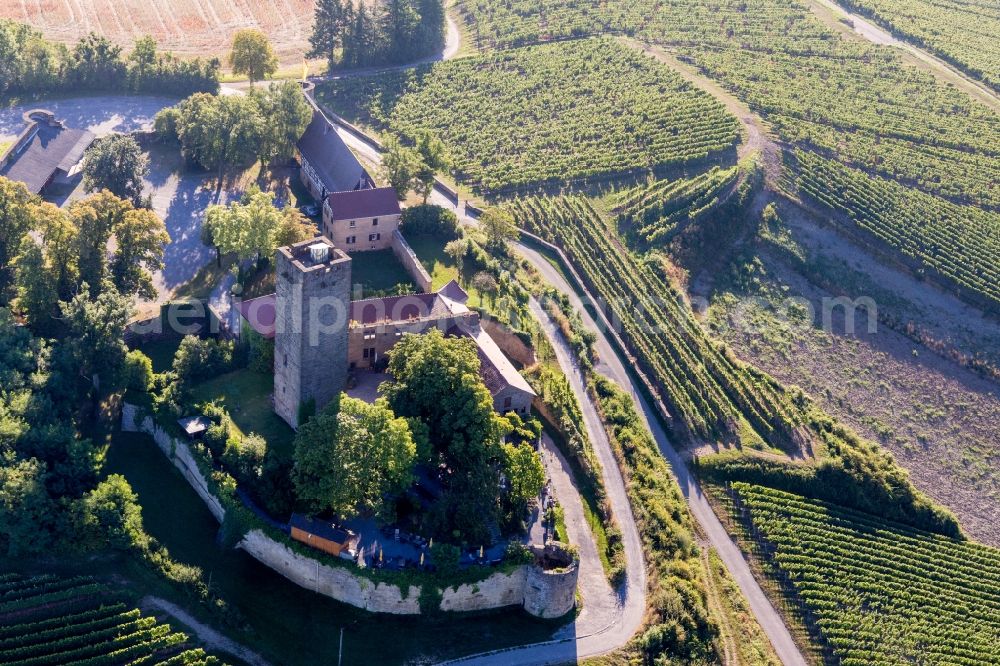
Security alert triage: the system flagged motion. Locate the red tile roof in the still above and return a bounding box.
[326,187,401,221]
[237,292,453,338]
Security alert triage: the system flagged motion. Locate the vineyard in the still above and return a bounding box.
[613,167,740,245]
[509,194,802,446]
[0,0,313,63]
[726,483,1000,665]
[453,0,1000,310]
[316,38,740,193]
[0,573,222,666]
[838,0,1000,92]
[786,149,1000,311]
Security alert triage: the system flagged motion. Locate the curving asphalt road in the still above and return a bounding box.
[514,242,808,666]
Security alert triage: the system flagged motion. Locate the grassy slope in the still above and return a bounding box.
[103,429,562,665]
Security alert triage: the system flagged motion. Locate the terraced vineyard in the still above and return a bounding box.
[510,194,801,445]
[316,38,740,193]
[614,167,740,245]
[0,573,222,666]
[726,483,1000,664]
[454,0,1000,311]
[787,149,1000,311]
[839,0,1000,91]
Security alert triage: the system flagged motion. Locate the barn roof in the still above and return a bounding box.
[0,121,94,194]
[297,111,372,195]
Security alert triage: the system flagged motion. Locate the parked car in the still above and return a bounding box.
[299,203,320,218]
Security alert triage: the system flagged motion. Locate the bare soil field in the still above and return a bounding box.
[0,0,314,64]
[701,206,1000,547]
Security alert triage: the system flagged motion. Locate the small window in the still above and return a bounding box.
[363,330,375,341]
[349,220,356,228]
[373,218,379,226]
[283,354,288,367]
[346,236,356,244]
[369,233,381,242]
[503,396,512,411]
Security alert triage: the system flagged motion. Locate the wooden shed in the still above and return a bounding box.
[289,513,357,557]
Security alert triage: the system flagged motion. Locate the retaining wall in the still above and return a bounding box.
[392,229,433,293]
[121,402,577,617]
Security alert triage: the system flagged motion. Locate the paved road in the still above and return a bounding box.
[515,242,808,666]
[319,97,806,665]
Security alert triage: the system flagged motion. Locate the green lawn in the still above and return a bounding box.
[189,369,295,461]
[137,337,184,374]
[349,249,416,297]
[405,233,483,307]
[101,429,564,665]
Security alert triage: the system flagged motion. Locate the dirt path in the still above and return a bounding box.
[537,432,622,638]
[806,0,1000,113]
[625,38,783,188]
[142,596,271,666]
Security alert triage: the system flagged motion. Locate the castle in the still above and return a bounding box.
[235,104,534,428]
[238,237,536,429]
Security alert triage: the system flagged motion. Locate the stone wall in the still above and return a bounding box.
[482,319,537,367]
[391,229,433,293]
[440,567,528,613]
[239,530,421,614]
[121,403,225,522]
[121,402,578,618]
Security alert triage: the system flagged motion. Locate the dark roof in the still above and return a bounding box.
[326,187,401,221]
[297,111,371,195]
[448,323,535,398]
[438,279,469,305]
[237,295,277,339]
[0,123,94,193]
[290,513,352,544]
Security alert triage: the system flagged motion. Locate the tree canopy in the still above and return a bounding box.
[162,82,312,173]
[381,329,508,541]
[309,0,446,70]
[228,29,278,83]
[82,134,149,206]
[203,188,314,263]
[292,395,416,519]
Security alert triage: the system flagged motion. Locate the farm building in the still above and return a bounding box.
[290,513,359,558]
[322,186,401,252]
[0,110,94,194]
[297,110,373,201]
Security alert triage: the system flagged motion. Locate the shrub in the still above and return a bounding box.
[400,204,459,238]
[222,433,267,485]
[172,336,233,386]
[123,350,154,392]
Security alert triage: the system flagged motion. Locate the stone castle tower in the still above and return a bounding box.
[274,237,352,428]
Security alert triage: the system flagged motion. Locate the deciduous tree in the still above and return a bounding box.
[292,395,416,519]
[0,177,36,303]
[82,134,149,206]
[381,137,422,200]
[109,208,169,300]
[480,208,517,250]
[228,29,278,84]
